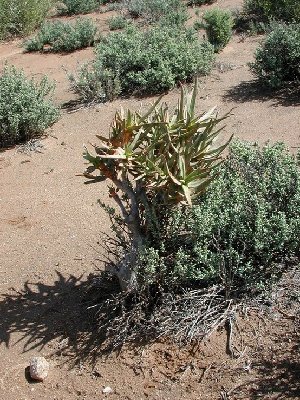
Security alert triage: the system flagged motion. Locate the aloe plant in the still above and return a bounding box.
[83,82,232,290]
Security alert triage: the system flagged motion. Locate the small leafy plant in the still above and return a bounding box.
[250,23,300,88]
[243,0,300,23]
[108,15,128,30]
[0,0,51,40]
[0,66,59,147]
[203,8,234,52]
[24,18,97,53]
[69,62,121,103]
[234,0,300,34]
[70,25,215,101]
[124,0,188,25]
[188,0,216,5]
[58,0,100,15]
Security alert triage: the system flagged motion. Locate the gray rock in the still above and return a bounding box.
[29,357,49,381]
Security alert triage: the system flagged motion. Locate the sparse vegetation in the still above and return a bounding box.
[188,0,216,5]
[203,8,234,52]
[24,18,97,53]
[69,62,121,103]
[124,0,188,25]
[57,0,100,15]
[234,0,300,34]
[244,0,300,23]
[250,23,300,88]
[233,9,268,35]
[0,0,52,40]
[70,25,215,101]
[0,0,299,390]
[108,15,128,30]
[0,66,59,147]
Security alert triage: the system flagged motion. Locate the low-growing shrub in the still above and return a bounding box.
[70,25,215,101]
[244,0,300,23]
[193,19,204,30]
[0,0,51,40]
[24,18,97,52]
[233,8,268,35]
[0,66,59,147]
[58,0,100,15]
[203,8,234,52]
[124,0,188,25]
[235,0,300,34]
[188,0,216,5]
[250,23,300,88]
[134,140,300,294]
[69,63,121,103]
[108,15,128,30]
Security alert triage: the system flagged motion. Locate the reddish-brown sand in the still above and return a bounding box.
[0,1,299,399]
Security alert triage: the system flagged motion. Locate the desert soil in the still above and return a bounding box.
[0,1,299,399]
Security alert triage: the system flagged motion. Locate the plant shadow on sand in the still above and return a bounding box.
[0,271,123,365]
[223,79,300,107]
[232,333,300,399]
[0,271,299,398]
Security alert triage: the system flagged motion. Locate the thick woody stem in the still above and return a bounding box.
[109,174,145,291]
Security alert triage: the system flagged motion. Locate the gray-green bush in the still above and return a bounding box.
[124,0,188,25]
[90,139,300,349]
[188,0,216,5]
[0,66,59,147]
[70,25,215,101]
[58,0,100,15]
[108,15,128,30]
[0,0,52,40]
[24,18,97,52]
[134,141,300,294]
[250,23,300,88]
[244,0,300,23]
[234,0,300,34]
[203,8,234,52]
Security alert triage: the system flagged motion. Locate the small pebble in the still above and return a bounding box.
[102,386,113,394]
[29,357,49,381]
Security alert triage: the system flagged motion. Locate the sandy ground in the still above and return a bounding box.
[0,1,299,399]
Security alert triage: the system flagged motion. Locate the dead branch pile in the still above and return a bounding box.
[89,277,234,351]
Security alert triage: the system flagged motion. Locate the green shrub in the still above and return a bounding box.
[244,0,300,23]
[233,8,269,35]
[203,8,234,52]
[58,0,100,15]
[250,23,300,88]
[124,0,188,25]
[134,141,300,294]
[0,0,51,40]
[0,66,59,147]
[70,25,215,101]
[69,63,121,103]
[108,15,128,30]
[234,0,300,34]
[193,19,204,30]
[24,18,97,52]
[105,1,124,11]
[188,0,216,5]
